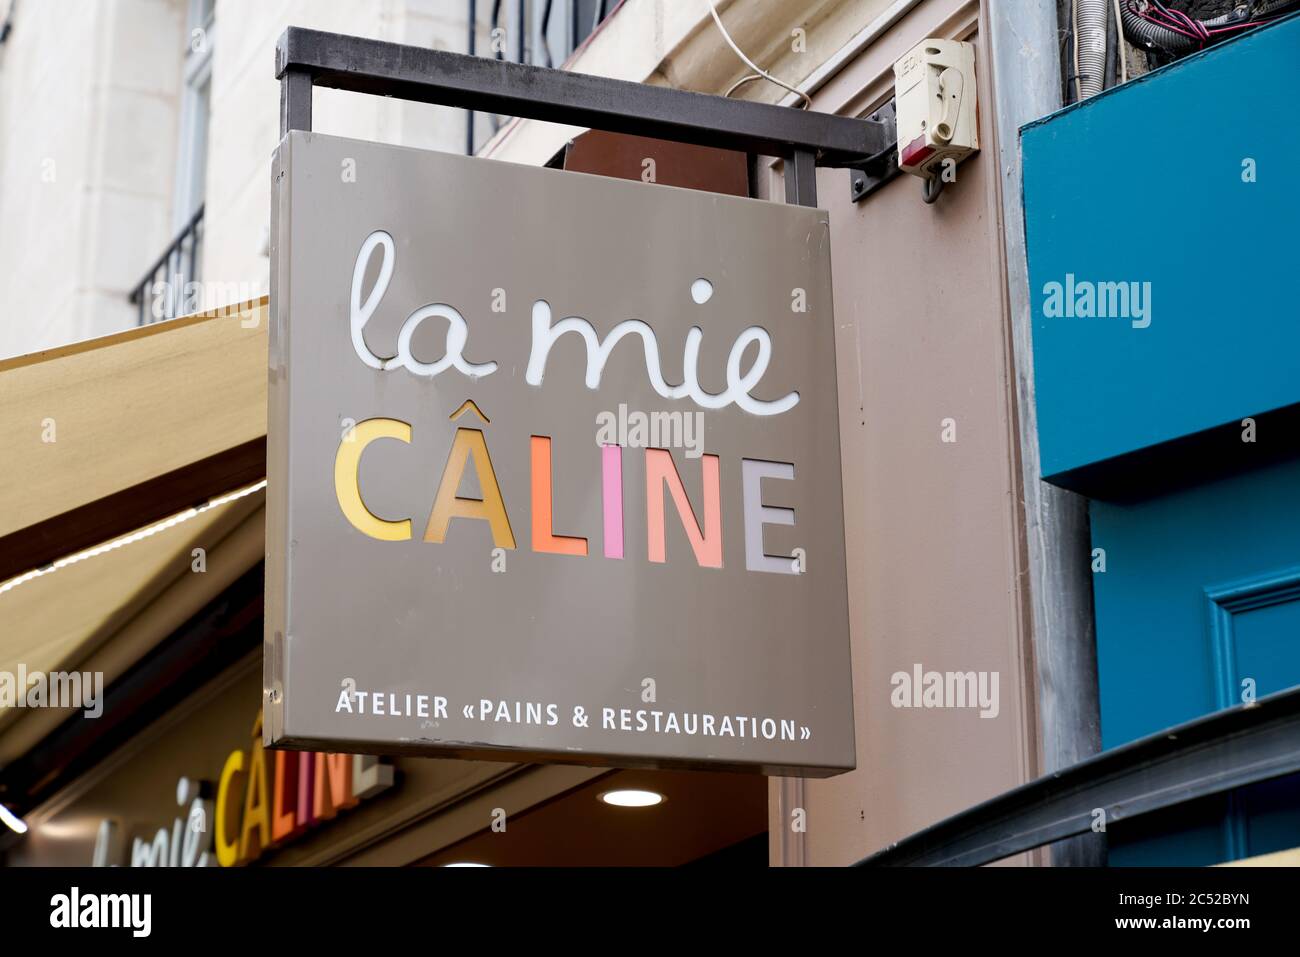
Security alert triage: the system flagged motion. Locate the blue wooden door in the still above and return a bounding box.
[1091,456,1300,864]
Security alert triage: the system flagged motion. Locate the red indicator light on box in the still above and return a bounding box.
[900,135,935,169]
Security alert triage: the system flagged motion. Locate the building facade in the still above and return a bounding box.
[0,0,1295,867]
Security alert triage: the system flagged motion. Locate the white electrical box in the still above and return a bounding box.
[893,38,979,178]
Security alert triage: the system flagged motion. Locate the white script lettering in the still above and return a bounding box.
[350,230,498,378]
[348,230,799,416]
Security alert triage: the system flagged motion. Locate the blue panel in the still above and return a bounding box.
[1021,15,1300,482]
[1234,602,1300,698]
[1090,456,1300,748]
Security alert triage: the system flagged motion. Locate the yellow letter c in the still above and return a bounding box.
[215,749,245,868]
[334,418,413,541]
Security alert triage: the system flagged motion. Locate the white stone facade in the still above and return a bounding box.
[0,0,488,358]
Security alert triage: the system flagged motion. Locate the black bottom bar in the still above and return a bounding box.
[0,865,1279,942]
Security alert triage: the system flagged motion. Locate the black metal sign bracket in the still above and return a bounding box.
[275,26,893,209]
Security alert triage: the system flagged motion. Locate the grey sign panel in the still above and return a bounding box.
[266,131,854,776]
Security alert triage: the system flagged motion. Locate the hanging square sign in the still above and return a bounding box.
[265,131,854,775]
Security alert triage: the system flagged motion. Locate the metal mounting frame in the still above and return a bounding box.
[275,26,893,209]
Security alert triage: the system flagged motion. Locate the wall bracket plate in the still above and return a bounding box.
[849,99,901,203]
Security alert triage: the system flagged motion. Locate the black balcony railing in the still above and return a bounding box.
[467,0,616,153]
[128,204,204,326]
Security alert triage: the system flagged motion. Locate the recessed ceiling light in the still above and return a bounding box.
[443,862,490,867]
[599,789,665,808]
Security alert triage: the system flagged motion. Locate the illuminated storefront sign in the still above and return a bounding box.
[267,133,854,775]
[94,710,392,867]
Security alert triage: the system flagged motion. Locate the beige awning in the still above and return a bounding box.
[0,299,268,758]
[0,299,267,556]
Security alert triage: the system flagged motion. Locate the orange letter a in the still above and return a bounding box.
[425,428,516,549]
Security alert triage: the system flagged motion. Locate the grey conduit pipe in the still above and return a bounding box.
[1075,0,1110,99]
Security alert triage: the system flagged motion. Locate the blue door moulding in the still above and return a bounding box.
[1205,565,1300,712]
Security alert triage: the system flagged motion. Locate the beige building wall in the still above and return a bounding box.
[770,0,1041,866]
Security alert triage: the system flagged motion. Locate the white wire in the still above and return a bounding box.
[704,0,813,108]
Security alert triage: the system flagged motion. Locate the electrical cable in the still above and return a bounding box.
[724,73,765,98]
[705,0,813,109]
[1120,0,1299,57]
